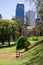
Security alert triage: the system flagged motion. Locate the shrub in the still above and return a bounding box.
[16,36,30,50]
[33,37,38,41]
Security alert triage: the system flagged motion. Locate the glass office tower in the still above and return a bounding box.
[16,4,24,24]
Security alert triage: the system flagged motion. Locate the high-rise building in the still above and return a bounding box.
[0,14,2,19]
[16,4,24,24]
[25,10,35,27]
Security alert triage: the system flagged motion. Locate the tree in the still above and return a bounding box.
[11,21,18,41]
[3,19,12,46]
[0,19,11,45]
[12,17,23,36]
[38,23,43,36]
[0,19,19,46]
[25,0,41,6]
[39,7,43,21]
[16,36,31,51]
[3,19,18,46]
[0,19,5,45]
[32,27,40,40]
[32,23,43,39]
[25,0,43,20]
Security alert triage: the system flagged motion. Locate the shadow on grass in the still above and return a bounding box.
[23,55,43,65]
[0,42,16,49]
[25,56,43,65]
[33,38,38,41]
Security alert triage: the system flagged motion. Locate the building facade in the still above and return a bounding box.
[16,4,24,24]
[25,10,35,27]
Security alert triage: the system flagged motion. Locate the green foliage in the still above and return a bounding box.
[32,23,43,36]
[39,7,43,21]
[40,24,43,35]
[33,37,38,41]
[0,19,18,45]
[12,17,23,36]
[38,24,43,36]
[16,36,30,50]
[0,39,43,65]
[33,28,40,36]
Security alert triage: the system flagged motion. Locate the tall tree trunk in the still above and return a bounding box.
[8,41,10,46]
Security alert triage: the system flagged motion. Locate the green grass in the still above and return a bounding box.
[22,43,43,65]
[0,42,16,53]
[28,36,43,41]
[0,36,43,65]
[0,40,43,65]
[28,36,43,47]
[0,36,43,53]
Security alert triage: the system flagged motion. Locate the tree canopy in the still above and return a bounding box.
[0,19,18,46]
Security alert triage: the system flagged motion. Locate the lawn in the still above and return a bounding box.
[28,36,43,41]
[28,36,43,47]
[0,36,43,53]
[0,36,43,65]
[0,42,16,53]
[0,41,43,65]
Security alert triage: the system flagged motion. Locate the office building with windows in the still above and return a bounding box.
[16,4,24,24]
[25,10,35,27]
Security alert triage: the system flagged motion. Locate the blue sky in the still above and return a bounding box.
[0,0,36,19]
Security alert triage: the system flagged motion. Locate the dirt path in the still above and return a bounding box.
[0,52,16,58]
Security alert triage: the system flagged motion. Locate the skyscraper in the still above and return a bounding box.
[25,10,35,27]
[0,14,2,19]
[16,4,24,24]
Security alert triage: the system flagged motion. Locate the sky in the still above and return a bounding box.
[0,0,36,19]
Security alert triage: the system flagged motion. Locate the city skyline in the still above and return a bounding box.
[0,0,36,19]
